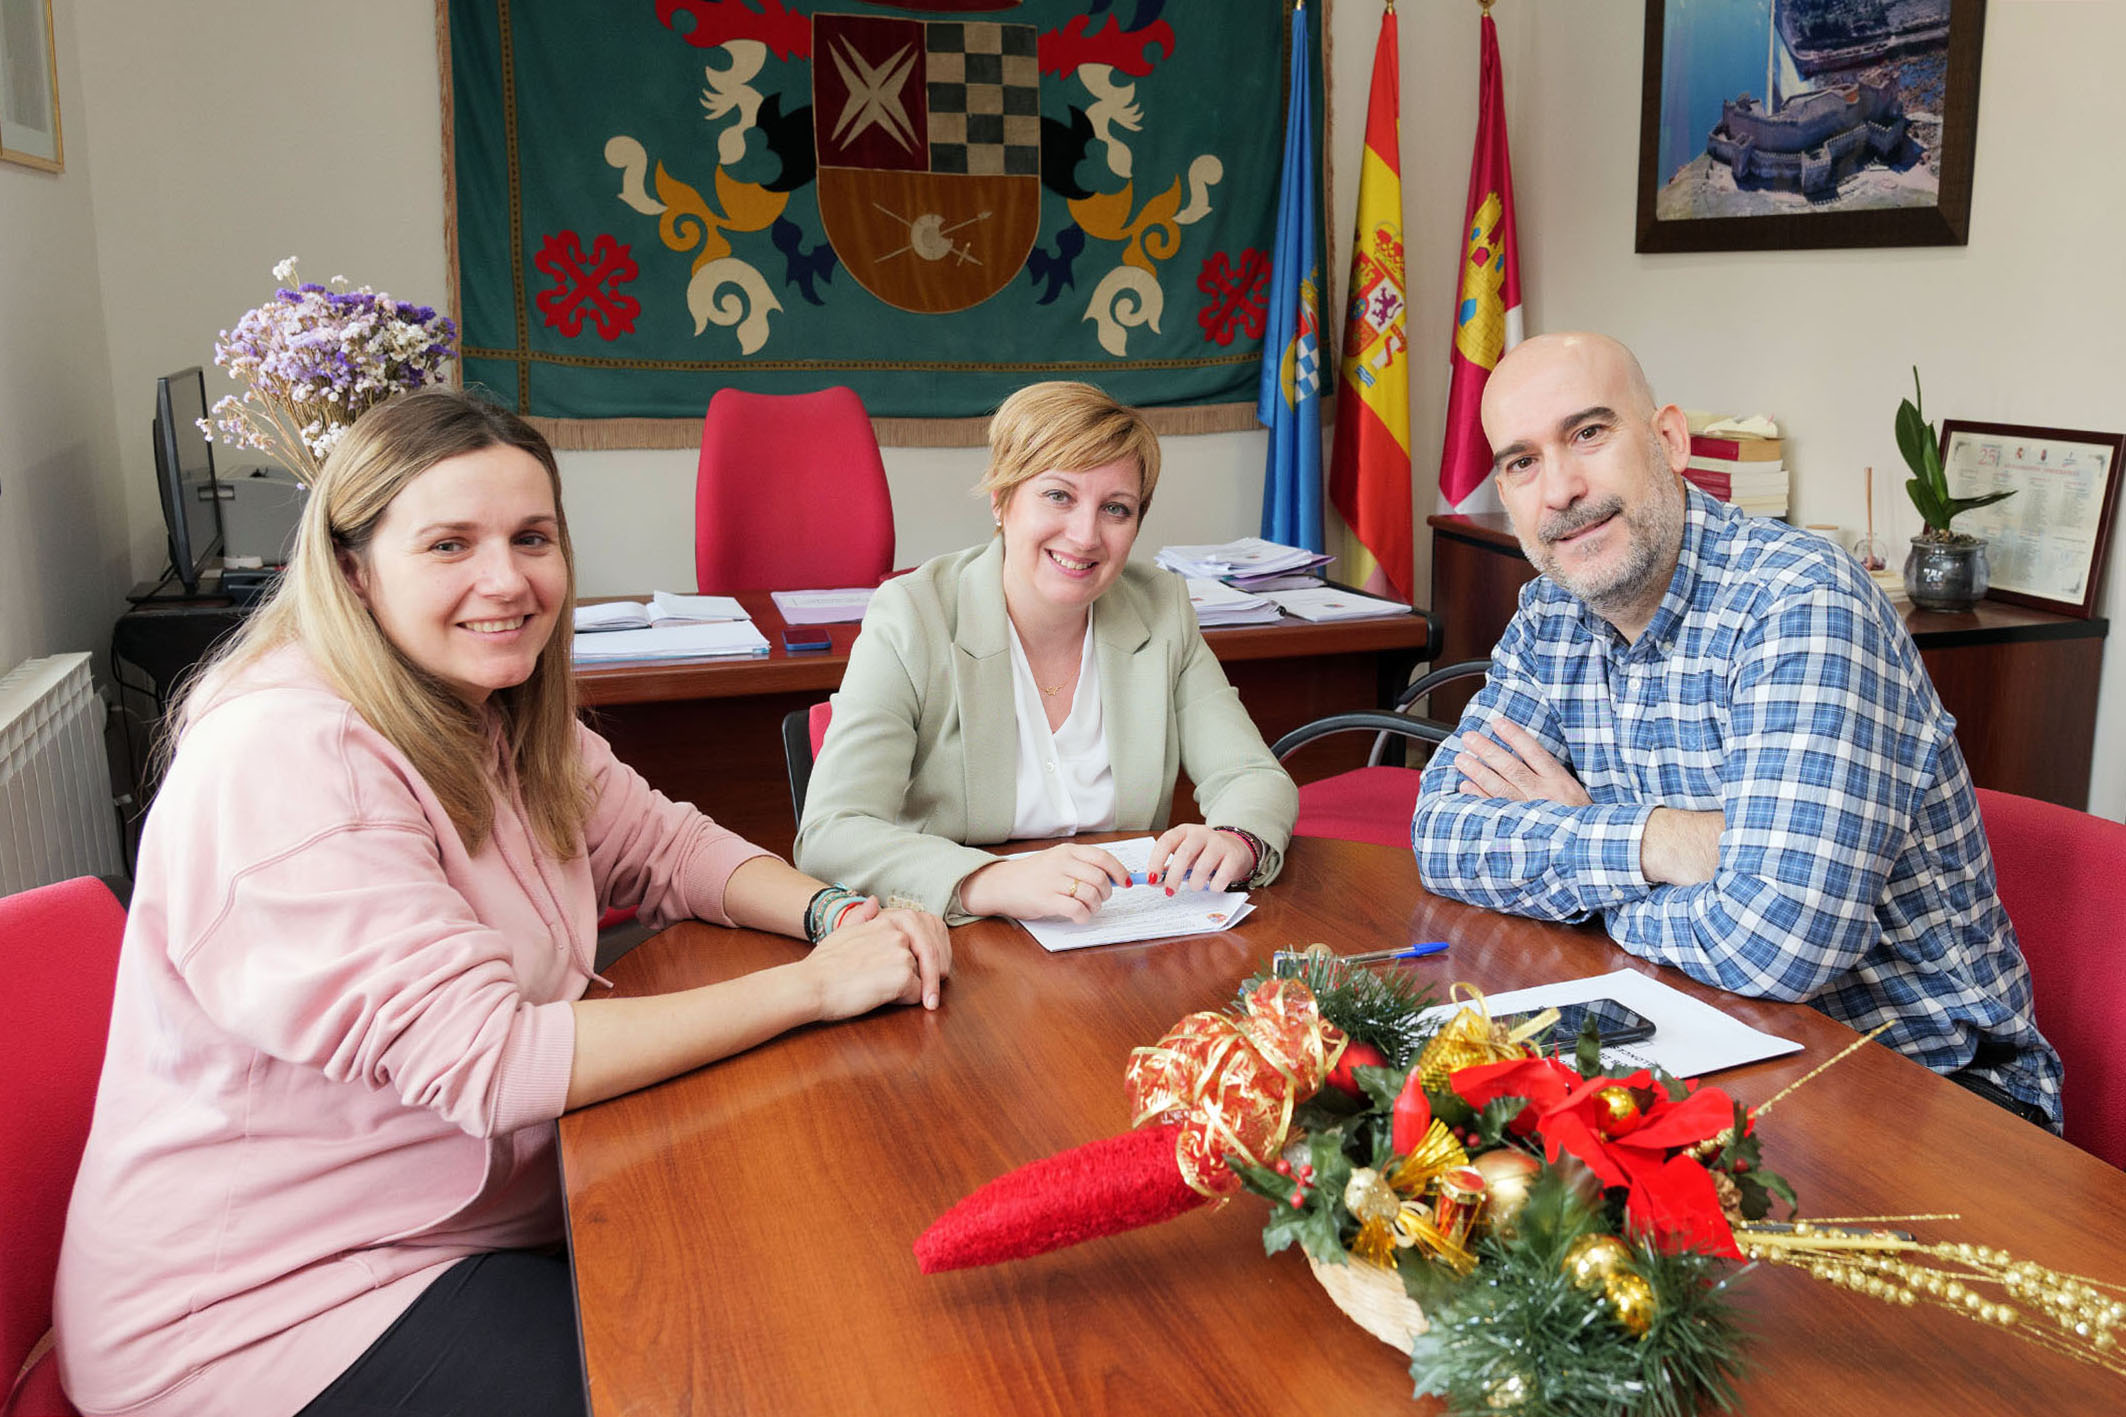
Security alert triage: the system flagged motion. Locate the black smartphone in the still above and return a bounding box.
[782,626,831,653]
[1497,997,1657,1050]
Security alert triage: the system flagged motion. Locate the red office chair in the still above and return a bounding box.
[695,387,895,594]
[2,877,127,1417]
[1271,660,1491,847]
[1976,788,2126,1169]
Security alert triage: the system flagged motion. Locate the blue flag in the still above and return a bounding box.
[1257,2,1324,553]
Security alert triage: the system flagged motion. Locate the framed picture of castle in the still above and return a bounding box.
[1634,0,1984,252]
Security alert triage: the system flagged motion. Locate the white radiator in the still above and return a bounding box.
[0,653,124,895]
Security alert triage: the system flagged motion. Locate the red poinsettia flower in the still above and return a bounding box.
[1452,1061,1743,1259]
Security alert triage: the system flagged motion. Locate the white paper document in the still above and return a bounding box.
[1263,586,1412,622]
[570,619,771,664]
[1010,836,1255,951]
[1416,969,1802,1080]
[648,591,746,623]
[1185,577,1282,627]
[771,587,876,624]
[1156,537,1333,580]
[574,601,651,632]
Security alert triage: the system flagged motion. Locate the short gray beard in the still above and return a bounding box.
[1520,460,1685,619]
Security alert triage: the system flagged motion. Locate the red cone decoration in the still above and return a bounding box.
[914,1123,1208,1273]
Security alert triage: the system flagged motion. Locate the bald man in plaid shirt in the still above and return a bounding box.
[1412,333,2061,1128]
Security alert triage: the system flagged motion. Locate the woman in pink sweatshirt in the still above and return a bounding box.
[54,391,951,1417]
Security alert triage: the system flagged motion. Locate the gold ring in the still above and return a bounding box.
[1066,879,1081,900]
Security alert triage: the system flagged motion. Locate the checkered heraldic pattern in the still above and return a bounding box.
[444,0,1326,425]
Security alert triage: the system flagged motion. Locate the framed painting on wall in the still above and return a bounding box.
[1635,0,1985,252]
[0,0,62,173]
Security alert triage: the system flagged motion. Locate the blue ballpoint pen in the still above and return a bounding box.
[1345,940,1451,965]
[1270,940,1450,977]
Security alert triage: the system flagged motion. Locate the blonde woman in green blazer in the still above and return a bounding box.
[795,382,1298,925]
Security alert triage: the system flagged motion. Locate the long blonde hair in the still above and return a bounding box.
[171,390,588,857]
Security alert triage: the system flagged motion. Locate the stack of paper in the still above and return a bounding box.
[1185,577,1282,627]
[571,619,771,664]
[771,587,875,625]
[1261,586,1410,622]
[573,592,746,634]
[1156,537,1332,581]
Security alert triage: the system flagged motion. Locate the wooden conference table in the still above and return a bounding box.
[558,838,2126,1415]
[575,590,1430,857]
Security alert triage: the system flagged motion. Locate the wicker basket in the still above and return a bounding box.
[1306,1253,1430,1353]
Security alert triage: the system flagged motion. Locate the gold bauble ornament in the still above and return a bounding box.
[1561,1233,1634,1290]
[1484,1373,1529,1410]
[1604,1269,1658,1338]
[1343,1166,1401,1225]
[1468,1149,1543,1235]
[1593,1085,1642,1134]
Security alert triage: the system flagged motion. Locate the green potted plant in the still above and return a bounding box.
[1896,367,2012,611]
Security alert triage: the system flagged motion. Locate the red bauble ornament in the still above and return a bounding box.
[1325,1040,1389,1096]
[1391,1070,1434,1155]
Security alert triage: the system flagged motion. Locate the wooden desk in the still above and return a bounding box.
[578,591,1430,857]
[558,837,2126,1416]
[1429,514,2109,809]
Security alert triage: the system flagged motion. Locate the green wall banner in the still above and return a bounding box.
[443,0,1325,446]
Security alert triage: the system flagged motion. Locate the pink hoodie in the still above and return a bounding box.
[55,648,768,1417]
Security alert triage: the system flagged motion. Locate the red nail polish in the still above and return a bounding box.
[1147,871,1159,885]
[1164,886,1175,897]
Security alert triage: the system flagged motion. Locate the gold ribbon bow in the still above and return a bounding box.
[1414,983,1557,1092]
[1125,977,1347,1198]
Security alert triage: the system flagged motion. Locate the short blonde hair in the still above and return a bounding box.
[174,389,587,857]
[977,381,1162,515]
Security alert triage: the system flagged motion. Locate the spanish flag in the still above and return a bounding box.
[1328,4,1411,602]
[1437,12,1524,513]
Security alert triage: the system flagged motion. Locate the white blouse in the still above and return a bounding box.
[1005,616,1116,839]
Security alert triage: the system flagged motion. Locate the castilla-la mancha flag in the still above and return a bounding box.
[1327,5,1412,603]
[1437,13,1524,513]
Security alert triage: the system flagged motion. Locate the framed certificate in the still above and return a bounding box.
[1938,420,2125,618]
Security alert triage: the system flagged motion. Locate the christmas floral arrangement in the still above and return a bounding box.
[918,946,2126,1415]
[203,258,458,481]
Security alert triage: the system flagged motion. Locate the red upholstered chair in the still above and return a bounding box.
[2,877,127,1417]
[1273,660,1491,848]
[1975,788,2126,1169]
[694,387,894,594]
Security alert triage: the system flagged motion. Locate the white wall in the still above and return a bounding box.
[24,0,2125,817]
[0,0,128,673]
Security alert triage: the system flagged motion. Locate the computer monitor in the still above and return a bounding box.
[152,367,224,595]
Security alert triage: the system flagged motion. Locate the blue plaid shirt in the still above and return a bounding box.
[1413,488,2062,1124]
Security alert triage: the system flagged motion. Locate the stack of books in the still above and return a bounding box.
[1685,432,1788,520]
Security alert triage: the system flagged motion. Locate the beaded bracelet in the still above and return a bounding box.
[804,884,865,944]
[1212,826,1267,886]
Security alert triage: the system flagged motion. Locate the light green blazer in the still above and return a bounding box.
[794,538,1298,923]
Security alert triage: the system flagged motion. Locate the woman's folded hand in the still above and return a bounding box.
[807,903,953,1015]
[957,843,1132,922]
